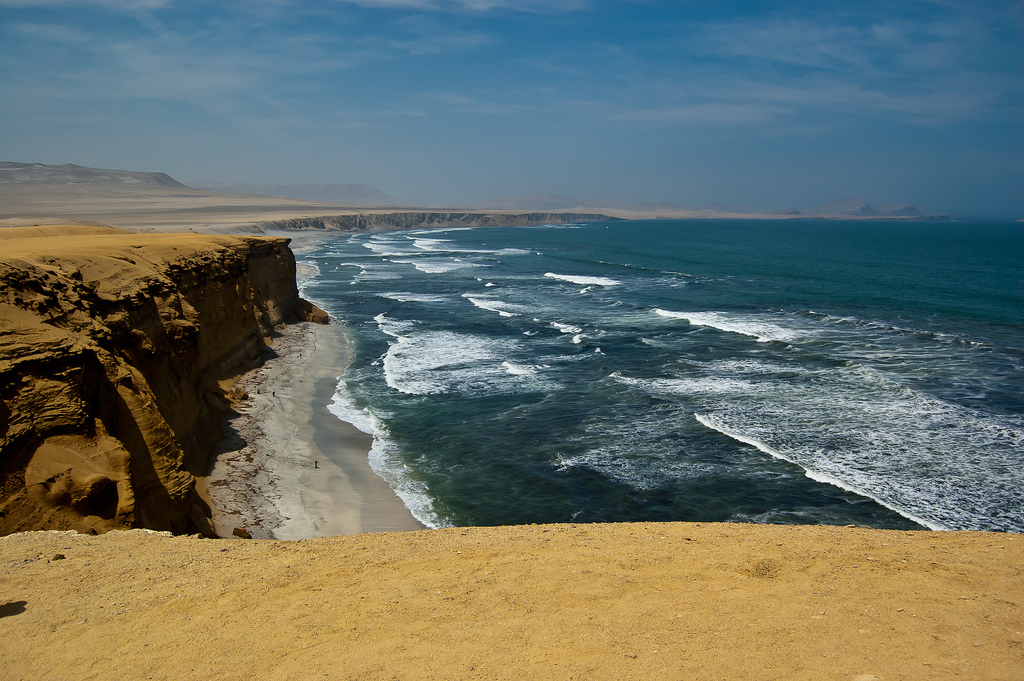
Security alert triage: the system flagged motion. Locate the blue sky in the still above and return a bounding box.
[1,1,1021,216]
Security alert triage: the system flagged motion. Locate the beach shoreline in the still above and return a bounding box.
[202,320,424,539]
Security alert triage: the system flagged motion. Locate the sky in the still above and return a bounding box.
[1,1,1022,216]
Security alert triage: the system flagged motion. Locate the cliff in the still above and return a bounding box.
[258,211,620,232]
[0,225,326,536]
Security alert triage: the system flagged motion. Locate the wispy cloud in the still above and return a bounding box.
[589,3,1024,130]
[0,0,168,8]
[0,3,505,132]
[327,0,586,12]
[610,102,793,125]
[425,92,532,114]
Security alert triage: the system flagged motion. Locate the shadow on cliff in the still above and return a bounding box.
[205,336,284,474]
[109,387,181,533]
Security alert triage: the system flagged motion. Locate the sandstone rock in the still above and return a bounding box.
[294,298,329,324]
[0,225,306,537]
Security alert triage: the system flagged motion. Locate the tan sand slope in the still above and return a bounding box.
[0,179,618,233]
[0,225,325,536]
[1,523,1021,680]
[0,182,351,232]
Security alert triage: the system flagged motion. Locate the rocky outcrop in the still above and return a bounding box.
[0,225,326,536]
[259,211,620,232]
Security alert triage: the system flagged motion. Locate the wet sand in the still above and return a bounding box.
[203,321,423,539]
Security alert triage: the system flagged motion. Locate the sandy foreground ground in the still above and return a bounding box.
[1,524,1021,680]
[201,320,424,538]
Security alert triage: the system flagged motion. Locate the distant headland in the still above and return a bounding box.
[2,161,950,233]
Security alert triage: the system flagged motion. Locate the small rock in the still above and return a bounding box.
[51,553,66,561]
[232,527,252,539]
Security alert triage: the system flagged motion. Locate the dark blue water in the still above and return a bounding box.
[298,220,1024,532]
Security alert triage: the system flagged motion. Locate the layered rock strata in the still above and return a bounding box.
[0,225,325,536]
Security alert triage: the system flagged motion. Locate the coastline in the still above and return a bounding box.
[202,320,424,539]
[3,188,1022,677]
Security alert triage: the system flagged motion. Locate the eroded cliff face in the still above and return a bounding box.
[0,225,324,536]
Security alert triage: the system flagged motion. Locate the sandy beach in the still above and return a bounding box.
[203,320,424,539]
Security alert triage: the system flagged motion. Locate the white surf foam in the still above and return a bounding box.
[555,405,719,491]
[352,264,403,282]
[502,361,538,376]
[462,295,519,317]
[382,330,557,396]
[684,360,1024,532]
[693,412,946,531]
[544,272,621,286]
[327,385,449,529]
[363,240,418,257]
[373,313,414,338]
[391,259,483,274]
[412,238,452,251]
[377,292,450,304]
[295,260,324,304]
[653,309,801,343]
[612,372,760,396]
[551,321,582,334]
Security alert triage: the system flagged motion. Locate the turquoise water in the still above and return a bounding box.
[299,220,1024,532]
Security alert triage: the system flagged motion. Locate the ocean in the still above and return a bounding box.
[297,219,1024,533]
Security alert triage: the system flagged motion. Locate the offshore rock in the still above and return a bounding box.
[0,225,312,536]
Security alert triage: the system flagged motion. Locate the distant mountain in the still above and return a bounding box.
[464,194,678,212]
[587,199,680,212]
[191,182,397,206]
[462,194,585,211]
[873,203,925,217]
[801,197,945,218]
[802,197,877,216]
[0,161,186,188]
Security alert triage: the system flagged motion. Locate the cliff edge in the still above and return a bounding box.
[0,225,326,536]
